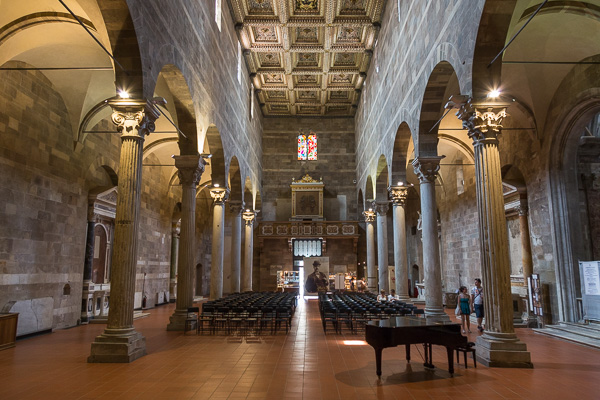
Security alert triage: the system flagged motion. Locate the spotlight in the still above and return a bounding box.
[487,89,501,99]
[214,183,220,188]
[118,90,130,99]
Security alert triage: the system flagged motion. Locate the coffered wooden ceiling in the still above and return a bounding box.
[229,0,385,117]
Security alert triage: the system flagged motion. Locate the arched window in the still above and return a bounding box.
[298,132,317,160]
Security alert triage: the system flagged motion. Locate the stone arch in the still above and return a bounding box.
[95,0,144,98]
[471,0,518,99]
[546,64,600,322]
[365,176,375,204]
[0,1,119,144]
[391,122,413,185]
[228,156,243,204]
[205,125,226,188]
[357,188,365,214]
[416,61,460,158]
[375,154,389,202]
[243,176,253,208]
[84,156,120,190]
[153,64,199,155]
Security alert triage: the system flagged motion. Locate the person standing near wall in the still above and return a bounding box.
[471,278,484,332]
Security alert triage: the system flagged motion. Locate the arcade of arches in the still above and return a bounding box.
[1,0,600,397]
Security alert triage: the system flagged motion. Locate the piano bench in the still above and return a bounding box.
[455,342,476,368]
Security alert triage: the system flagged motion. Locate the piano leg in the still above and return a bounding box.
[423,343,435,370]
[374,347,383,377]
[447,347,455,377]
[405,344,411,363]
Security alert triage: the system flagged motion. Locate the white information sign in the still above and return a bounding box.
[581,261,600,296]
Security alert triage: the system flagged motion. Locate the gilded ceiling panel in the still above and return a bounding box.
[230,0,384,116]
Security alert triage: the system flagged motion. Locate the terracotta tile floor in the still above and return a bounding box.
[1,299,599,400]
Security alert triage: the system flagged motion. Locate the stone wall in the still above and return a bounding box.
[0,62,179,333]
[262,117,357,221]
[129,0,264,192]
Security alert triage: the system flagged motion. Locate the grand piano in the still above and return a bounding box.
[365,316,467,377]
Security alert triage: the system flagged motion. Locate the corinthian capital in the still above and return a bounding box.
[362,209,376,223]
[388,185,411,206]
[209,186,230,204]
[108,98,160,137]
[412,156,444,183]
[242,209,258,225]
[374,202,389,216]
[456,97,510,143]
[174,155,205,186]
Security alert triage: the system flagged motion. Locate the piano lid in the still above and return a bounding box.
[367,316,460,328]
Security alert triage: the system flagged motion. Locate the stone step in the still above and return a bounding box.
[547,323,600,340]
[533,324,600,350]
[559,321,600,333]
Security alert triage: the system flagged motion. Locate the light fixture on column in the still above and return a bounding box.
[209,185,229,203]
[242,209,257,224]
[487,89,501,99]
[118,90,130,99]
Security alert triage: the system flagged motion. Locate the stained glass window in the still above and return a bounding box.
[298,135,307,160]
[307,134,317,160]
[298,133,317,160]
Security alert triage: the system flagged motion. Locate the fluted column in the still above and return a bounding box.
[210,186,229,299]
[458,97,532,367]
[389,185,411,301]
[363,209,377,292]
[375,202,389,293]
[412,156,448,321]
[242,210,257,292]
[230,202,244,293]
[168,222,180,302]
[88,98,159,363]
[167,155,204,330]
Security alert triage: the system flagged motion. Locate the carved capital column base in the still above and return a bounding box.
[166,309,189,331]
[398,295,411,303]
[475,333,533,368]
[88,330,146,363]
[424,307,450,322]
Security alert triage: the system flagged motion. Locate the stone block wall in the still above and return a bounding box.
[0,63,179,333]
[129,0,264,193]
[262,117,357,221]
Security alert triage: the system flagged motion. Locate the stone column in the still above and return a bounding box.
[230,202,244,293]
[81,208,96,323]
[458,97,532,367]
[412,156,448,321]
[363,209,377,292]
[389,185,411,301]
[167,155,204,330]
[88,98,159,363]
[83,209,96,283]
[210,186,229,299]
[169,222,180,302]
[517,204,533,281]
[375,202,389,293]
[242,210,257,292]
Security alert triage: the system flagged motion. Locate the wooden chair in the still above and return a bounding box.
[184,307,199,335]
